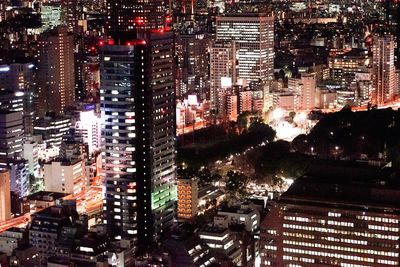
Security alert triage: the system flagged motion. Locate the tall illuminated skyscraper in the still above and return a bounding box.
[216,13,274,84]
[372,34,395,105]
[37,26,75,116]
[101,0,176,253]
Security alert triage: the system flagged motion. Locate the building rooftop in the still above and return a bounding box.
[199,226,228,235]
[281,174,400,212]
[26,191,69,202]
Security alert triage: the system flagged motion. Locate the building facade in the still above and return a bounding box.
[0,169,11,222]
[261,176,400,266]
[37,26,75,116]
[216,13,274,84]
[372,34,395,106]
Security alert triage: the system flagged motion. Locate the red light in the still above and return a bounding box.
[140,40,146,45]
[127,42,132,46]
[165,16,172,23]
[108,39,114,45]
[135,17,144,25]
[91,46,96,51]
[99,41,104,46]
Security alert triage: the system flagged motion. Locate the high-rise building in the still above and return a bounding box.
[40,3,62,32]
[33,115,71,151]
[372,34,395,105]
[261,176,400,266]
[176,32,210,98]
[288,74,316,110]
[0,169,11,222]
[72,105,102,155]
[239,90,253,114]
[209,41,237,114]
[226,94,238,121]
[101,2,176,251]
[0,63,36,134]
[177,177,198,220]
[0,111,23,160]
[100,33,177,251]
[216,13,274,84]
[106,0,168,34]
[37,26,75,116]
[61,0,78,32]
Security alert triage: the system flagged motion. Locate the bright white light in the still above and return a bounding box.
[0,66,10,72]
[294,112,307,123]
[221,77,232,88]
[187,95,198,106]
[272,108,284,121]
[285,178,294,186]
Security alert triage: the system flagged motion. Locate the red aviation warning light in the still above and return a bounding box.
[135,17,144,25]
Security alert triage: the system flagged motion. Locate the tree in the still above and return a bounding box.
[225,170,248,197]
[198,167,213,186]
[237,112,249,133]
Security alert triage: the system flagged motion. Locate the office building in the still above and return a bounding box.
[177,177,198,220]
[288,74,316,110]
[0,111,23,160]
[23,140,39,178]
[0,63,35,134]
[25,191,69,214]
[40,3,62,32]
[8,160,29,199]
[162,235,217,266]
[29,202,80,263]
[37,26,75,116]
[72,105,101,155]
[106,0,168,33]
[43,159,85,196]
[61,0,78,32]
[218,204,260,232]
[33,115,71,150]
[210,41,237,113]
[101,35,177,251]
[0,169,11,222]
[199,226,242,265]
[216,13,274,84]
[239,90,253,113]
[260,176,400,266]
[176,32,210,97]
[372,34,395,105]
[0,227,25,256]
[226,94,238,121]
[102,0,177,253]
[328,48,369,79]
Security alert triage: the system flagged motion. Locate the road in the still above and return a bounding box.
[0,185,104,233]
[177,121,206,135]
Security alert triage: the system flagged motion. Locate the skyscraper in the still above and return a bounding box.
[37,26,75,116]
[209,41,237,114]
[372,34,395,105]
[101,0,176,253]
[216,13,274,84]
[0,63,35,134]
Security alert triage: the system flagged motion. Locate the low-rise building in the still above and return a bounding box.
[199,226,242,265]
[218,204,260,232]
[24,191,69,213]
[0,227,26,256]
